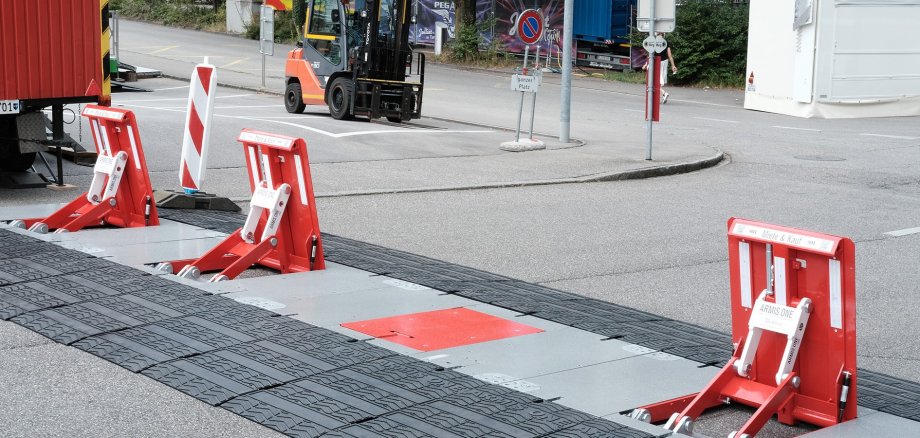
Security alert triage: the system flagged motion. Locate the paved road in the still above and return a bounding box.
[105,20,920,382]
[1,18,918,437]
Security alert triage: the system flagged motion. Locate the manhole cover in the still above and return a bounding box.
[794,155,846,162]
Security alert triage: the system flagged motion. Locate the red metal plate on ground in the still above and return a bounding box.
[341,307,543,351]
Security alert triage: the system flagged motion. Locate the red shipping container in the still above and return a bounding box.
[0,0,104,106]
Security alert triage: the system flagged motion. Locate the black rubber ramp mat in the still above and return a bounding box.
[130,210,920,425]
[11,285,235,344]
[142,327,395,405]
[74,306,307,372]
[0,275,129,320]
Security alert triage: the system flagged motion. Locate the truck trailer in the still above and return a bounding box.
[0,0,110,174]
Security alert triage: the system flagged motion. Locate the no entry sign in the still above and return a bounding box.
[515,9,544,45]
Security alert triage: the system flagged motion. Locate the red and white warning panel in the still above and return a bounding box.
[631,218,856,437]
[179,59,217,193]
[13,106,158,233]
[158,129,324,281]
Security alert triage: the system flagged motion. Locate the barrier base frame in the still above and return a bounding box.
[166,227,316,281]
[637,343,818,437]
[19,194,127,233]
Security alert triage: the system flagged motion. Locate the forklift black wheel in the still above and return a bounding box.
[386,115,403,123]
[285,82,306,114]
[328,78,354,120]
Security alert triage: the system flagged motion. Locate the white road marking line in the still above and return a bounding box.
[773,126,821,132]
[115,93,252,103]
[694,116,740,123]
[152,85,190,91]
[860,133,919,140]
[122,104,491,138]
[334,129,493,138]
[247,115,327,120]
[884,227,920,237]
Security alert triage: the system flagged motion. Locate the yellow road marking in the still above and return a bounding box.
[148,45,179,54]
[220,58,250,69]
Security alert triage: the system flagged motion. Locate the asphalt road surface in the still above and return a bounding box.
[2,20,918,432]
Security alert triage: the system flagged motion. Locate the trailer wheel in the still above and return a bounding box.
[328,78,354,120]
[0,149,36,172]
[284,82,306,114]
[386,115,403,123]
[0,118,36,172]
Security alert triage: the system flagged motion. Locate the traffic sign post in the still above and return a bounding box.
[515,9,545,45]
[638,0,676,33]
[501,9,546,152]
[644,1,657,160]
[259,5,274,88]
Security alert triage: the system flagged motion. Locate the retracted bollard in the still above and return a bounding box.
[157,129,325,281]
[12,105,158,233]
[631,218,857,437]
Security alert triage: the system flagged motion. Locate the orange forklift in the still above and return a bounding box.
[284,0,424,122]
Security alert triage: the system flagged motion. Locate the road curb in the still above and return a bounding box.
[314,149,725,198]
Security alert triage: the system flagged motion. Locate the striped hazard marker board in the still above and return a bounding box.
[180,58,217,193]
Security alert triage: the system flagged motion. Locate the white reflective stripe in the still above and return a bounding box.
[829,259,843,329]
[261,153,274,187]
[91,120,107,155]
[774,257,787,306]
[88,119,101,153]
[82,106,125,120]
[238,131,295,149]
[739,241,752,308]
[190,71,212,120]
[247,146,260,187]
[181,127,203,182]
[126,124,142,170]
[293,154,309,206]
[98,121,113,156]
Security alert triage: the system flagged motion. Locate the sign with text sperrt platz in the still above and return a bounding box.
[511,74,539,93]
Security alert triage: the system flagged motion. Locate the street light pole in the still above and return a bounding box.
[560,0,573,143]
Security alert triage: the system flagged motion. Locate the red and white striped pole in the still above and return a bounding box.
[180,57,217,194]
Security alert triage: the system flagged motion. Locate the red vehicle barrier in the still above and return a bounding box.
[13,106,158,233]
[158,129,325,281]
[632,218,857,437]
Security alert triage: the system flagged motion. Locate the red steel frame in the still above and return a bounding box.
[637,218,857,436]
[19,105,158,232]
[166,129,325,280]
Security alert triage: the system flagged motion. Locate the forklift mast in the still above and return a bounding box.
[360,0,413,83]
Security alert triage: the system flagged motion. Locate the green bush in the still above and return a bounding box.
[110,0,226,32]
[244,10,300,43]
[665,0,749,87]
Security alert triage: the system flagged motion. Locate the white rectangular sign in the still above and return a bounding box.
[730,222,836,255]
[749,296,802,336]
[260,5,275,56]
[0,99,21,115]
[511,74,539,93]
[637,0,677,33]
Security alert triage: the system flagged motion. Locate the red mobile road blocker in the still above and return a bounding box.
[157,129,325,281]
[630,218,856,437]
[12,106,158,233]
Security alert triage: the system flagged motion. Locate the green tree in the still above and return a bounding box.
[666,0,749,87]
